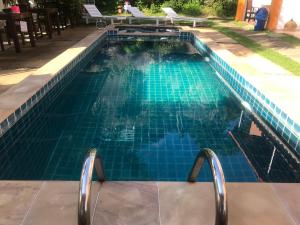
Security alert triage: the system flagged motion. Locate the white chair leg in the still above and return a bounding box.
[193,20,196,28]
[111,18,114,24]
[156,19,159,26]
[129,18,132,24]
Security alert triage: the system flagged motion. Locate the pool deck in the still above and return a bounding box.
[216,21,300,65]
[0,181,299,225]
[0,26,96,94]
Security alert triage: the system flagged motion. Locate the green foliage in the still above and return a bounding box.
[220,0,237,17]
[202,0,237,17]
[149,3,162,14]
[95,0,118,14]
[89,0,236,17]
[134,0,162,8]
[142,3,165,15]
[182,0,202,16]
[66,0,84,17]
[161,0,186,12]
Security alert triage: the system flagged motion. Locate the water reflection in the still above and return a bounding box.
[1,41,258,181]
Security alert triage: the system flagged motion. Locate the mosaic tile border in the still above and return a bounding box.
[0,32,107,138]
[191,34,300,154]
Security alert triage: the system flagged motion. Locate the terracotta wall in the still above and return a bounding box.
[235,0,247,21]
[266,0,282,30]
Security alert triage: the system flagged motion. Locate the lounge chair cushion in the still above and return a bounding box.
[128,7,145,17]
[83,4,103,17]
[162,7,178,17]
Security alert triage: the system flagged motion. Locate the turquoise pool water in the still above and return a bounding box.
[0,41,259,181]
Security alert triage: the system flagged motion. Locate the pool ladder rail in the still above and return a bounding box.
[188,148,228,225]
[78,148,228,225]
[78,149,105,225]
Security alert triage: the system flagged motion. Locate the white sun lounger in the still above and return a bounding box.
[127,7,169,26]
[83,4,127,26]
[162,7,206,27]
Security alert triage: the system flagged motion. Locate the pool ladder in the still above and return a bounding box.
[78,148,228,225]
[78,149,105,225]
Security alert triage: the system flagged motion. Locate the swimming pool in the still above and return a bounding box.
[0,34,299,182]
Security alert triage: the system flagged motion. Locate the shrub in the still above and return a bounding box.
[182,0,202,16]
[222,0,237,17]
[202,0,237,17]
[149,3,161,14]
[95,0,117,14]
[161,0,185,12]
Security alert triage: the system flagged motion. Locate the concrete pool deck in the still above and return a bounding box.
[0,26,96,94]
[0,181,299,225]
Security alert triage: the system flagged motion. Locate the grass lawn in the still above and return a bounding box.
[275,34,300,46]
[211,24,300,76]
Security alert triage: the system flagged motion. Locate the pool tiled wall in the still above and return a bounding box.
[192,34,300,155]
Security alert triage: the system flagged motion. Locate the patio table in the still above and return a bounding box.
[0,12,35,53]
[31,7,60,39]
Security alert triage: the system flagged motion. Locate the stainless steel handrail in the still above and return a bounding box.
[78,148,105,225]
[188,148,228,225]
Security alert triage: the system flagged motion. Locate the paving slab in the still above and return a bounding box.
[158,182,214,225]
[0,26,96,95]
[93,182,160,225]
[217,21,300,65]
[0,181,43,225]
[227,183,295,225]
[272,183,300,225]
[0,181,299,225]
[22,181,78,225]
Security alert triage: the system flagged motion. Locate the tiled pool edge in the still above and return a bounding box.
[0,30,107,137]
[190,32,300,155]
